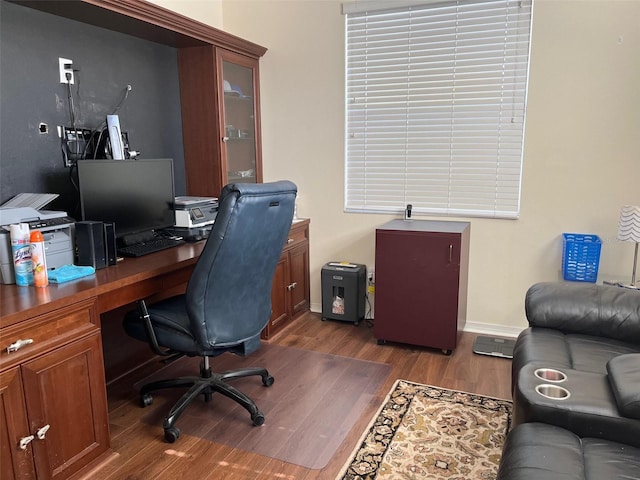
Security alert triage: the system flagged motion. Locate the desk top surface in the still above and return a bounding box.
[0,242,205,327]
[1,218,310,328]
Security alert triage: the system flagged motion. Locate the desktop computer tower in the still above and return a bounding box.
[75,221,107,269]
[321,262,366,325]
[103,222,117,266]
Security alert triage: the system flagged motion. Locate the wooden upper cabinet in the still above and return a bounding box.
[218,49,263,187]
[179,46,264,198]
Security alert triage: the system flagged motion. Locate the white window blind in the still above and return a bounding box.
[345,0,532,218]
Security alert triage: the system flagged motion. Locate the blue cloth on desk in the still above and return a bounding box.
[48,265,95,283]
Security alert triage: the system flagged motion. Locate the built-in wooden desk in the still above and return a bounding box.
[0,242,204,480]
[0,219,310,480]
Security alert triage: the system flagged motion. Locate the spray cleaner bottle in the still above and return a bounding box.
[30,230,48,287]
[10,223,33,286]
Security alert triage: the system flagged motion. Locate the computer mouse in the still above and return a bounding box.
[187,235,204,243]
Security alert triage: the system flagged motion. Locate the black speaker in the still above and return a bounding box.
[75,221,107,269]
[103,222,117,266]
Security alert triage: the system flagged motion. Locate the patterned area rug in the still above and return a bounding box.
[337,379,512,480]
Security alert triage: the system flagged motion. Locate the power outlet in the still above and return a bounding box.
[367,267,375,294]
[59,57,74,84]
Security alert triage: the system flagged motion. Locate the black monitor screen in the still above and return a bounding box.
[77,158,175,239]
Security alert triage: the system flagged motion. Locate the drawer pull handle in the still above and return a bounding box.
[449,244,453,263]
[7,338,34,353]
[19,435,34,450]
[35,424,50,440]
[287,238,295,244]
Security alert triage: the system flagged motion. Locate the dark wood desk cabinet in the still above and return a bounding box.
[374,220,470,354]
[0,299,109,480]
[263,219,310,339]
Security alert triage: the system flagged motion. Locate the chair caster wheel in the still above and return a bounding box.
[140,393,153,407]
[262,375,275,387]
[442,349,452,356]
[164,426,180,443]
[377,339,386,345]
[252,412,265,426]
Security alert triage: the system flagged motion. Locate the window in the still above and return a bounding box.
[344,0,533,218]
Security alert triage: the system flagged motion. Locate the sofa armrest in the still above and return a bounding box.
[607,354,640,420]
[525,282,640,343]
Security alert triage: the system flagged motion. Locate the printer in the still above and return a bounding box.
[0,207,75,284]
[174,196,218,228]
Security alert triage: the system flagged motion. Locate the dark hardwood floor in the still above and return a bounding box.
[84,311,513,480]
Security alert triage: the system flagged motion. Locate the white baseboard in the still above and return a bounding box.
[310,303,524,339]
[462,321,524,339]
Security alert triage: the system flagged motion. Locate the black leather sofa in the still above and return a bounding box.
[497,282,640,480]
[511,282,640,446]
[497,422,640,480]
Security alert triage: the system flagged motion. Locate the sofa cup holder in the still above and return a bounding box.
[535,384,571,400]
[534,368,567,383]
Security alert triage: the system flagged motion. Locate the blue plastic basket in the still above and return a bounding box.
[562,233,602,282]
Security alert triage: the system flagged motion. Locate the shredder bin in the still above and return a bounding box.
[321,262,366,325]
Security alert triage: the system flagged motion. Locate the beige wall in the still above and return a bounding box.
[147,0,223,28]
[169,0,640,335]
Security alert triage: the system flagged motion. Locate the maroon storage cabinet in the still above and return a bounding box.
[374,219,470,354]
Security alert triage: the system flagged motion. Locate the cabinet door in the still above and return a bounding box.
[289,243,310,317]
[179,45,223,197]
[374,230,461,350]
[217,49,263,187]
[266,255,290,339]
[21,333,109,480]
[0,368,36,480]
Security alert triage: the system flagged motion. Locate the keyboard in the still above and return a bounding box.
[117,237,186,257]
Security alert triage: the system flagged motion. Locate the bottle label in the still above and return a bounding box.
[14,245,31,264]
[31,240,48,287]
[12,245,33,286]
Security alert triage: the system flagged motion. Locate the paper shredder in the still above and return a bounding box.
[321,262,366,325]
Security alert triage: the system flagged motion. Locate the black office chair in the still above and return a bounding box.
[123,180,297,443]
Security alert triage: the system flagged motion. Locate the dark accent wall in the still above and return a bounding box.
[0,1,186,217]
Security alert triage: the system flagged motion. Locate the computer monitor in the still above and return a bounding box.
[77,158,175,242]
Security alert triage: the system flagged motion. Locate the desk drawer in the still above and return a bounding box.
[0,299,98,370]
[284,226,308,250]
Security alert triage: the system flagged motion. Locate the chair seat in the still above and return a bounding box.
[124,295,263,358]
[124,295,199,353]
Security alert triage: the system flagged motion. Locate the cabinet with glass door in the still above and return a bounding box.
[219,50,262,185]
[179,44,265,197]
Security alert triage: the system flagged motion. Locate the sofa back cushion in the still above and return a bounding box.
[525,282,640,344]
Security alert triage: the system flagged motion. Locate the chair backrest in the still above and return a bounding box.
[186,181,297,349]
